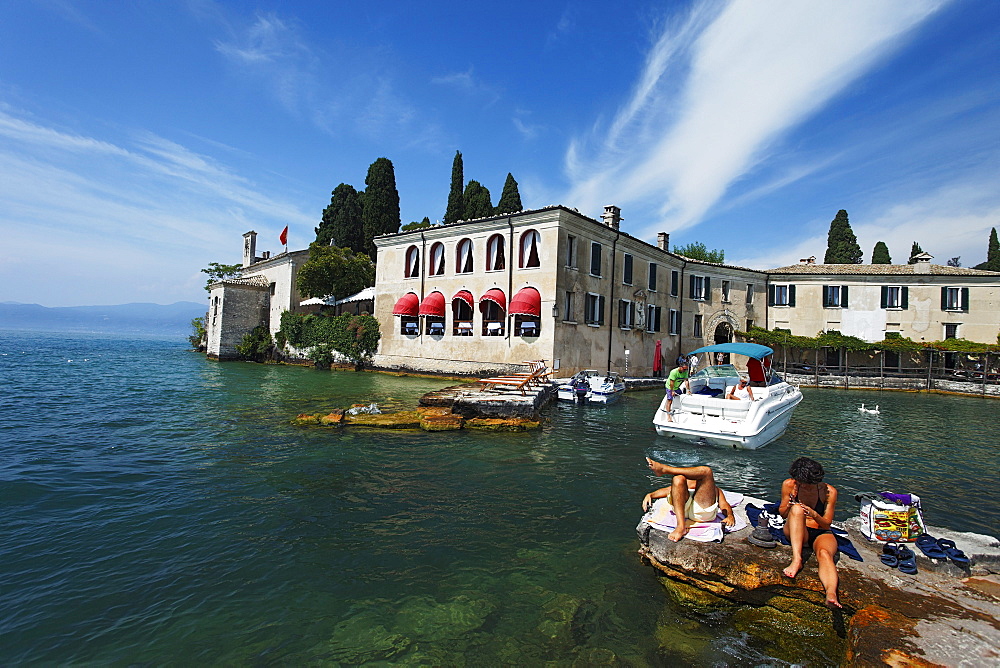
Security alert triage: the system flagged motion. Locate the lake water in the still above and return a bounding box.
[2,330,997,665]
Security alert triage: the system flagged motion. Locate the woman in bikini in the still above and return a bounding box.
[778,457,842,609]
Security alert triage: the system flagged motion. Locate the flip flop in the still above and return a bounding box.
[915,534,948,560]
[880,542,900,567]
[936,538,971,566]
[897,545,918,575]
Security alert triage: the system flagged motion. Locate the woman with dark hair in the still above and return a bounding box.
[779,457,842,609]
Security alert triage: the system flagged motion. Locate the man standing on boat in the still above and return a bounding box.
[664,361,689,421]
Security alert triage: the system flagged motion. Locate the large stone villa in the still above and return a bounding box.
[205,205,1000,376]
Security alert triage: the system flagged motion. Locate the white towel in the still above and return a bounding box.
[645,490,748,542]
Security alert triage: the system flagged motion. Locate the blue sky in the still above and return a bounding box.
[1,0,997,307]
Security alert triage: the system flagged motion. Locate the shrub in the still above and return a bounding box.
[235,325,273,362]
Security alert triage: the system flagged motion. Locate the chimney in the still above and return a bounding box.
[243,231,257,267]
[601,205,622,230]
[913,252,933,274]
[657,232,670,251]
[799,255,816,265]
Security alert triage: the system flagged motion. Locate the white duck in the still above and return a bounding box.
[859,404,880,415]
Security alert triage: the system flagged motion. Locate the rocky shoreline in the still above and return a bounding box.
[637,496,1000,666]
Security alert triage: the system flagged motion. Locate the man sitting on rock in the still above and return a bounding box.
[643,458,735,542]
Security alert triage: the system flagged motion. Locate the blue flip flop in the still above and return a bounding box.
[915,533,948,560]
[880,542,900,567]
[936,538,971,566]
[897,545,918,575]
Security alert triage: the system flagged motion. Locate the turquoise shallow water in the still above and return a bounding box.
[1,330,997,665]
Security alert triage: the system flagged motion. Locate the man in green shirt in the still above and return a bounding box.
[664,362,689,421]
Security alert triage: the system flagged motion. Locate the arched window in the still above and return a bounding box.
[519,229,541,268]
[429,242,445,276]
[404,245,420,278]
[456,238,474,274]
[486,234,505,271]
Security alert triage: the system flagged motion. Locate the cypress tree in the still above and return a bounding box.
[361,157,401,260]
[907,241,924,264]
[974,227,1000,271]
[444,151,464,224]
[316,183,364,253]
[495,173,523,214]
[463,180,493,220]
[823,209,863,264]
[871,241,892,264]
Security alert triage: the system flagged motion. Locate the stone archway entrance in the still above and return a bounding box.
[713,322,734,365]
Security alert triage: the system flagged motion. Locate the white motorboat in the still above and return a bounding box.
[652,343,802,449]
[557,370,626,404]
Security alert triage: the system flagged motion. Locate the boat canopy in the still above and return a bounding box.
[686,342,774,360]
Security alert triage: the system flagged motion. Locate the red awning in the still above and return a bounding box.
[418,291,445,317]
[452,290,474,309]
[479,288,506,310]
[392,292,419,316]
[509,287,541,316]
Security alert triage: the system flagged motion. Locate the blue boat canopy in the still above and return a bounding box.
[686,342,774,360]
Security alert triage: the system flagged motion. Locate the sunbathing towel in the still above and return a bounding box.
[745,503,863,561]
[645,491,748,542]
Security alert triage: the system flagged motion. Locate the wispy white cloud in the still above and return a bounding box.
[733,176,1000,269]
[431,67,501,107]
[0,110,313,305]
[564,0,949,239]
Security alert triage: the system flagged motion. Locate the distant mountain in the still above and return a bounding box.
[0,301,207,335]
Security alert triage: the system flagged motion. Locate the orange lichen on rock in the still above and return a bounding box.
[465,417,541,431]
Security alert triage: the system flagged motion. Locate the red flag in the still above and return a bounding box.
[279,225,288,245]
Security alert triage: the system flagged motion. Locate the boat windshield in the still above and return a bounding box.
[690,364,740,380]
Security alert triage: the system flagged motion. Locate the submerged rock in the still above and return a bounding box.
[292,413,320,425]
[465,417,541,431]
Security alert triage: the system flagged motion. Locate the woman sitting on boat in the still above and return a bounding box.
[779,457,842,609]
[726,377,754,401]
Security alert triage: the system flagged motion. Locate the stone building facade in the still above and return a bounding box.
[205,231,309,360]
[205,208,1000,373]
[372,205,761,376]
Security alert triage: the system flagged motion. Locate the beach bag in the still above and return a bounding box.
[857,492,925,542]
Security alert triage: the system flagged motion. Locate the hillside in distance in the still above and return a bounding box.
[0,301,207,336]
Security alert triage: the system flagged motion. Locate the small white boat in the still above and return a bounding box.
[652,343,802,450]
[557,370,626,404]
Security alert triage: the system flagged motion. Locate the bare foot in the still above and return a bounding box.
[668,524,689,542]
[783,558,802,578]
[646,458,669,476]
[825,594,843,610]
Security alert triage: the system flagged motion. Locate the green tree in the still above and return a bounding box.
[823,209,862,264]
[907,241,924,264]
[444,150,465,224]
[201,262,242,291]
[495,172,523,214]
[463,180,493,219]
[361,157,400,259]
[871,241,892,264]
[188,316,206,349]
[316,183,364,253]
[235,325,273,362]
[973,227,1000,271]
[401,217,433,232]
[673,241,725,263]
[296,242,375,300]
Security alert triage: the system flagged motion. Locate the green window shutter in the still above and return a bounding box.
[689,275,696,299]
[788,285,796,307]
[901,287,909,309]
[962,287,970,311]
[598,295,605,325]
[822,286,831,308]
[880,286,888,309]
[704,277,711,303]
[768,284,775,306]
[941,287,948,311]
[841,285,849,308]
